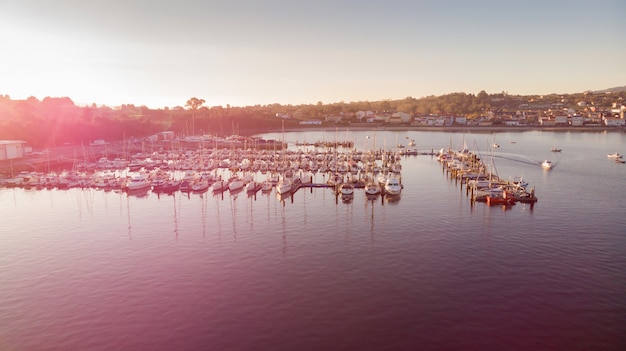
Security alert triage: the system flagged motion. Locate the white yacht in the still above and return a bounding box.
[541,160,553,169]
[607,152,622,158]
[126,174,151,191]
[384,176,402,196]
[261,180,273,192]
[211,177,226,192]
[276,176,292,195]
[339,182,354,195]
[364,181,381,196]
[228,177,244,192]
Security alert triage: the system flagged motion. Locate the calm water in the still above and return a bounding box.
[1,130,625,351]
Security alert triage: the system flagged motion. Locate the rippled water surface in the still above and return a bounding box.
[1,130,625,351]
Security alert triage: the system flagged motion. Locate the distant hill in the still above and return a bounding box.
[593,85,626,93]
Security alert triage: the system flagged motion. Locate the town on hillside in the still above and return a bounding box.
[1,89,625,151]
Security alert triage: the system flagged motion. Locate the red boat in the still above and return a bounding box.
[486,191,516,206]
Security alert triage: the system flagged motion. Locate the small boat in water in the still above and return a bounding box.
[261,180,273,192]
[179,180,192,192]
[276,175,292,195]
[364,180,381,196]
[510,176,529,189]
[245,180,259,193]
[607,152,622,158]
[541,160,553,169]
[486,190,516,206]
[161,179,181,192]
[211,179,226,192]
[384,176,402,196]
[125,174,152,191]
[228,177,244,192]
[338,183,354,196]
[191,179,210,192]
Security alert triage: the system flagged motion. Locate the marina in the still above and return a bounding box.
[2,130,625,351]
[2,142,543,208]
[1,130,543,208]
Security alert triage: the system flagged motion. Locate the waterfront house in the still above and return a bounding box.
[0,140,27,160]
[453,116,467,125]
[571,116,585,126]
[325,115,343,123]
[389,112,411,124]
[554,115,569,126]
[539,118,557,127]
[603,116,625,127]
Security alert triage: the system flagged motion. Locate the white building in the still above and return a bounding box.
[603,116,626,127]
[554,115,569,125]
[390,112,411,123]
[356,111,375,120]
[0,140,27,160]
[571,116,585,126]
[454,116,467,125]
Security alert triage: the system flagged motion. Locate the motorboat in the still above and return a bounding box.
[510,176,528,189]
[364,181,381,196]
[179,180,192,192]
[228,177,244,192]
[261,180,273,192]
[384,176,402,196]
[191,179,210,192]
[161,179,181,192]
[276,176,292,195]
[541,160,553,169]
[151,178,168,192]
[339,183,354,196]
[212,179,226,192]
[607,152,622,158]
[486,190,516,206]
[327,173,343,187]
[125,174,152,191]
[245,181,259,192]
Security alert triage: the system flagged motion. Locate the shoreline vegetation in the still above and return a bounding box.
[2,88,625,148]
[271,124,626,134]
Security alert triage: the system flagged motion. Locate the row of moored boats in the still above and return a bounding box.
[437,147,538,206]
[1,147,406,199]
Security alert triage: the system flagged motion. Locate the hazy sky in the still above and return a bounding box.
[1,0,625,108]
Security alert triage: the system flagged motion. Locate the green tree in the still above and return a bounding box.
[185,97,205,135]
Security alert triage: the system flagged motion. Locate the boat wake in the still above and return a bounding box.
[493,152,561,168]
[493,153,542,166]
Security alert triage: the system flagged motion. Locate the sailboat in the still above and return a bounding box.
[276,120,292,195]
[551,142,562,152]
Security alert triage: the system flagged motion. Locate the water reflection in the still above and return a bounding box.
[2,130,625,351]
[126,188,150,198]
[173,192,179,240]
[340,193,353,204]
[365,193,380,202]
[384,194,401,205]
[126,195,133,240]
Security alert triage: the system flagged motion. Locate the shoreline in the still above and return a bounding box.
[267,125,626,134]
[1,125,623,175]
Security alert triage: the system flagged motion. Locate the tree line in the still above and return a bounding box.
[0,90,622,148]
